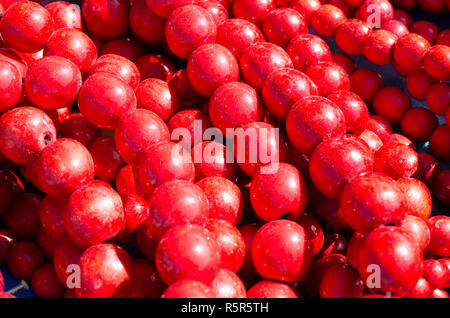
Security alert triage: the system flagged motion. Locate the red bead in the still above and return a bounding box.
[78,73,137,129]
[397,178,431,221]
[309,135,374,199]
[6,241,44,281]
[373,86,411,124]
[366,115,393,142]
[305,61,349,97]
[426,215,450,257]
[418,0,446,13]
[400,215,430,252]
[116,193,149,241]
[319,264,364,298]
[147,180,209,239]
[192,141,238,181]
[187,44,239,97]
[289,0,321,25]
[100,37,144,62]
[0,1,54,53]
[3,193,41,240]
[317,233,348,258]
[135,223,158,261]
[205,219,245,272]
[262,8,307,48]
[432,170,450,206]
[135,54,176,82]
[212,268,246,298]
[45,1,82,30]
[331,52,356,74]
[417,152,440,187]
[52,238,84,288]
[311,4,346,38]
[304,254,347,297]
[297,213,324,255]
[349,68,383,103]
[374,143,418,179]
[0,229,15,264]
[252,220,313,283]
[248,280,298,298]
[410,21,440,45]
[405,69,437,101]
[423,45,450,81]
[64,181,125,247]
[89,54,140,90]
[286,34,331,72]
[423,259,447,289]
[209,82,263,134]
[429,125,450,161]
[195,0,229,25]
[359,0,394,26]
[35,138,94,197]
[240,42,293,91]
[363,30,397,65]
[440,258,450,287]
[394,33,431,71]
[197,177,243,225]
[328,0,355,17]
[156,224,221,285]
[0,60,21,113]
[381,19,409,38]
[129,0,165,43]
[129,259,165,298]
[436,29,450,46]
[161,280,215,298]
[139,142,195,196]
[59,113,101,147]
[393,9,412,27]
[308,186,348,230]
[335,19,372,56]
[165,5,216,59]
[286,96,346,154]
[168,109,211,149]
[250,163,308,221]
[169,68,207,109]
[44,28,97,76]
[31,264,65,298]
[400,107,438,142]
[36,226,61,259]
[426,82,449,116]
[262,68,318,122]
[358,226,422,296]
[39,196,67,240]
[146,0,196,19]
[89,136,125,183]
[231,0,276,28]
[340,172,407,234]
[77,244,133,298]
[82,0,129,39]
[135,78,180,122]
[0,48,28,79]
[216,18,265,60]
[328,91,369,134]
[0,107,56,164]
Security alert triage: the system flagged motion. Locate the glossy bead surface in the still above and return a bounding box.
[35,138,94,198]
[0,107,56,164]
[311,4,346,38]
[397,178,432,221]
[135,78,180,122]
[286,34,331,72]
[340,172,407,234]
[64,182,125,247]
[77,244,133,298]
[359,0,394,25]
[192,141,238,181]
[231,0,276,28]
[187,44,239,97]
[0,60,21,113]
[147,180,209,239]
[349,68,383,103]
[305,61,350,97]
[429,125,450,161]
[426,82,449,116]
[406,69,436,101]
[297,213,324,256]
[129,0,165,43]
[328,91,369,134]
[374,143,418,180]
[135,54,176,82]
[212,268,246,298]
[39,196,67,240]
[426,216,450,257]
[286,96,346,154]
[331,52,356,74]
[400,215,430,251]
[89,136,125,183]
[45,1,82,30]
[335,19,372,56]
[139,142,195,196]
[240,42,293,91]
[247,281,298,298]
[208,82,263,135]
[373,86,411,124]
[59,113,101,147]
[263,8,307,48]
[197,177,243,225]
[114,109,170,167]
[319,264,364,298]
[289,0,321,25]
[262,68,318,122]
[358,226,422,296]
[366,115,393,142]
[82,0,129,39]
[44,28,97,76]
[393,33,431,71]
[363,30,397,65]
[156,224,221,285]
[309,135,374,200]
[165,5,216,59]
[0,1,54,53]
[382,19,409,38]
[423,45,450,81]
[250,163,308,222]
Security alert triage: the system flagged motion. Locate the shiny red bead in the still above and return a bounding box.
[335,19,372,56]
[88,136,125,183]
[331,52,356,74]
[349,68,383,103]
[286,34,332,72]
[45,1,82,30]
[319,264,364,298]
[262,8,307,48]
[432,170,450,206]
[426,216,450,257]
[161,280,215,298]
[340,172,407,234]
[82,0,129,39]
[423,44,450,81]
[129,0,165,43]
[311,4,346,38]
[328,90,369,134]
[373,86,411,124]
[212,268,246,298]
[359,0,394,26]
[400,107,438,142]
[135,54,176,82]
[363,30,398,65]
[289,0,321,25]
[382,19,409,38]
[397,178,432,220]
[400,215,430,251]
[231,0,276,28]
[305,61,350,97]
[393,33,431,71]
[0,60,21,113]
[247,280,298,298]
